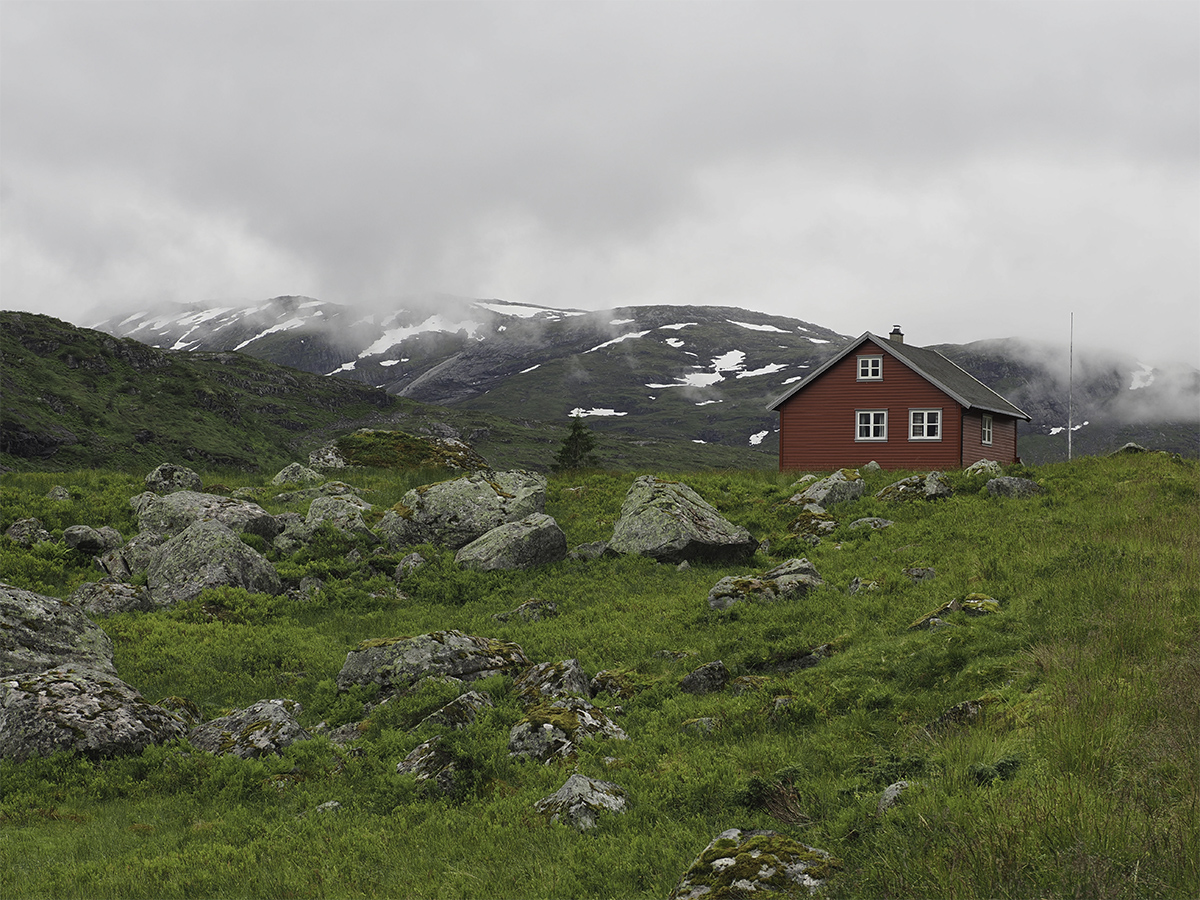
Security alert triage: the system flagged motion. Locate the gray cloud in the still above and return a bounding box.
[2,1,1196,365]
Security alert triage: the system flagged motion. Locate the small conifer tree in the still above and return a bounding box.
[553,416,599,471]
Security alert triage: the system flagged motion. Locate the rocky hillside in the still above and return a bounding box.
[91,296,1199,463]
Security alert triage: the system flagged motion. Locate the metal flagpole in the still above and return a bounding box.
[1068,312,1073,461]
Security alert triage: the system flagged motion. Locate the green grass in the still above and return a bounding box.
[0,453,1197,898]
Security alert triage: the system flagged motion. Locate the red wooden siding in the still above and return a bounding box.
[961,411,1020,465]
[777,340,966,471]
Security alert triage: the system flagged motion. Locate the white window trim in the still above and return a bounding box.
[909,409,942,441]
[857,355,883,381]
[856,409,888,441]
[981,414,993,446]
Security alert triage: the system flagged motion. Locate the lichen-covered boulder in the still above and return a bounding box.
[62,524,123,554]
[145,520,283,606]
[508,698,627,763]
[707,558,824,610]
[985,476,1044,498]
[336,630,530,695]
[144,462,203,495]
[515,659,591,705]
[681,660,729,695]
[68,579,155,617]
[305,496,378,542]
[376,470,547,551]
[454,514,567,571]
[0,582,115,676]
[492,597,558,623]
[396,737,462,796]
[909,594,1000,629]
[535,773,628,831]
[964,459,1002,477]
[788,468,864,511]
[97,532,164,580]
[271,463,323,486]
[134,490,281,540]
[847,517,894,531]
[0,668,187,761]
[187,699,311,758]
[876,472,953,502]
[4,518,51,547]
[608,476,758,565]
[415,690,494,731]
[669,829,841,900]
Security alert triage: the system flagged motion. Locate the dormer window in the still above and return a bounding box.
[857,355,882,381]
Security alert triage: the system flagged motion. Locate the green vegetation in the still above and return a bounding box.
[1,453,1197,898]
[552,417,599,471]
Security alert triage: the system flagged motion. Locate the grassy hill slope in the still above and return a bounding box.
[0,452,1196,898]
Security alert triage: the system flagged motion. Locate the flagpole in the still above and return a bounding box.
[1068,312,1073,462]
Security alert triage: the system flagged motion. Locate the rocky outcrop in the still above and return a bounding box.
[876,472,954,502]
[515,659,591,705]
[272,463,323,485]
[508,697,627,763]
[788,468,864,511]
[336,631,530,696]
[62,524,123,554]
[535,773,628,831]
[847,517,893,531]
[4,518,51,547]
[68,580,154,617]
[964,459,1002,477]
[144,463,203,495]
[145,520,283,605]
[492,597,558,623]
[985,476,1043,498]
[376,471,547,550]
[415,690,494,731]
[0,583,115,676]
[608,476,758,565]
[680,660,729,695]
[305,495,378,542]
[187,699,311,758]
[396,737,460,795]
[0,668,187,761]
[707,558,823,610]
[134,490,281,540]
[669,829,840,900]
[454,514,567,571]
[98,532,164,580]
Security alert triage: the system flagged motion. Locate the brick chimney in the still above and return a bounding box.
[889,326,904,344]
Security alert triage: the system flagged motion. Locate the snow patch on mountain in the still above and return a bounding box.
[728,320,789,334]
[749,431,769,445]
[570,407,628,417]
[659,322,698,330]
[585,331,652,353]
[359,315,483,356]
[1130,363,1155,390]
[234,317,307,351]
[736,363,788,379]
[665,338,685,348]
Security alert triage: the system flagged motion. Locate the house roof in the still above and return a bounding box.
[767,332,1031,420]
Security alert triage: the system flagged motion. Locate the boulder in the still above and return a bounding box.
[515,659,591,705]
[415,690,494,731]
[903,566,936,585]
[145,520,283,606]
[187,699,311,758]
[535,773,628,831]
[876,471,954,502]
[568,540,614,561]
[964,459,1002,477]
[376,470,547,551]
[788,468,864,511]
[680,660,729,695]
[788,509,836,546]
[393,552,427,581]
[608,476,758,565]
[271,463,323,486]
[454,514,568,571]
[508,697,627,763]
[847,517,893,531]
[909,594,1000,629]
[877,780,911,816]
[862,460,883,473]
[46,485,71,501]
[144,463,203,494]
[68,580,154,617]
[669,829,840,900]
[396,737,460,795]
[0,668,187,761]
[97,532,165,580]
[336,630,530,696]
[985,476,1044,498]
[1111,442,1149,455]
[135,490,281,540]
[707,558,823,610]
[305,496,378,542]
[492,597,558,623]
[4,518,51,547]
[62,524,122,554]
[0,582,115,676]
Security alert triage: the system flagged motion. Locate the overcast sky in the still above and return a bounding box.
[2,1,1197,366]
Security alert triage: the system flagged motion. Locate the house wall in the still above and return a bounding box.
[961,411,1020,465]
[777,339,966,471]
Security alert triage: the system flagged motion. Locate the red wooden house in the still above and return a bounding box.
[768,327,1030,471]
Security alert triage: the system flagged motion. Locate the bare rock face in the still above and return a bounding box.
[144,463,203,495]
[0,668,187,761]
[669,829,840,899]
[608,476,758,565]
[134,490,281,540]
[0,582,115,676]
[535,773,628,831]
[707,558,824,610]
[454,513,567,571]
[336,630,530,696]
[187,699,311,758]
[376,471,547,550]
[145,520,283,606]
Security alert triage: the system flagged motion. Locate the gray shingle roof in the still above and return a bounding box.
[767,332,1031,419]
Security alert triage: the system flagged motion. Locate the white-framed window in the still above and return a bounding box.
[981,414,993,445]
[857,355,882,381]
[856,410,887,441]
[909,409,941,440]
